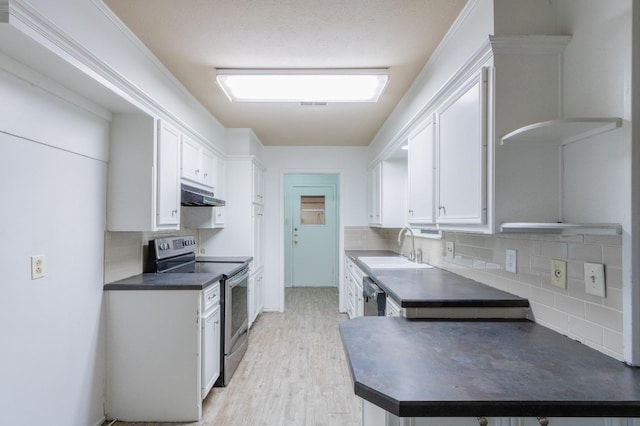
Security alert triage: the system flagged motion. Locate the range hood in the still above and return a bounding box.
[180,184,226,207]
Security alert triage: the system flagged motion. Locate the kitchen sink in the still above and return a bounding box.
[358,256,433,269]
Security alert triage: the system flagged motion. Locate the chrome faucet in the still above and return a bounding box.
[397,227,417,262]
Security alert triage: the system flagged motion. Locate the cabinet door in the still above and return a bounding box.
[181,135,200,183]
[252,163,264,204]
[254,270,264,320]
[157,121,181,226]
[436,69,487,225]
[201,148,216,189]
[407,117,435,224]
[252,204,264,268]
[201,305,220,398]
[367,164,382,225]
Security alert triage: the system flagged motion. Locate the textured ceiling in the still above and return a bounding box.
[104,0,466,146]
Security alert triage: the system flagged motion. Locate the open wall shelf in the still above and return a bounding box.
[500,118,622,145]
[500,222,622,235]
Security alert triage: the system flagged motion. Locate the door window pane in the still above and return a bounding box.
[301,195,325,224]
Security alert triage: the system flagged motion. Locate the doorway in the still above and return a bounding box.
[284,174,339,287]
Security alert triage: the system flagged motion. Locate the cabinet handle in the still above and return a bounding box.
[204,172,208,178]
[477,418,488,426]
[537,417,549,426]
[195,168,200,174]
[438,205,446,215]
[171,209,178,216]
[408,209,414,216]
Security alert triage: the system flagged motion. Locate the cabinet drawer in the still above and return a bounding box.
[202,282,220,311]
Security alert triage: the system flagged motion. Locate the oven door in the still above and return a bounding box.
[225,266,249,353]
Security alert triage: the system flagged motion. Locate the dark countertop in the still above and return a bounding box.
[340,317,640,418]
[345,250,528,309]
[197,256,253,263]
[104,262,246,290]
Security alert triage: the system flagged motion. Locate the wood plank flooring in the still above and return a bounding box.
[106,287,362,426]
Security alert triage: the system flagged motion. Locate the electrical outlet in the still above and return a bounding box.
[551,259,567,289]
[584,262,606,297]
[446,242,455,258]
[505,249,517,273]
[31,255,45,279]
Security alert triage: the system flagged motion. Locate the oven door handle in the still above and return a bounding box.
[227,268,250,287]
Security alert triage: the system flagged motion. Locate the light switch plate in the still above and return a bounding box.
[505,249,517,273]
[551,259,567,289]
[584,262,606,297]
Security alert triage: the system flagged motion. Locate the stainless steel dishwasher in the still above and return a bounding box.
[363,277,386,316]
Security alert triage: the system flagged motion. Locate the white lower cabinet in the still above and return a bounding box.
[201,283,220,399]
[345,257,365,318]
[248,265,264,328]
[385,297,402,317]
[106,289,206,422]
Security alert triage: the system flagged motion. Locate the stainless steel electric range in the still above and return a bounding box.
[147,235,250,387]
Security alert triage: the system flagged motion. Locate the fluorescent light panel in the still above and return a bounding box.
[216,69,388,103]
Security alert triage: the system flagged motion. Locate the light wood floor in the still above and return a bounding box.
[107,287,362,426]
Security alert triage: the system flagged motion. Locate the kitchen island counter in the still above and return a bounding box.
[340,317,640,418]
[345,250,529,315]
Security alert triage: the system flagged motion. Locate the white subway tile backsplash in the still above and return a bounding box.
[604,287,623,311]
[602,245,622,267]
[569,317,604,345]
[603,329,624,354]
[540,241,568,259]
[605,266,623,289]
[436,231,623,359]
[529,302,569,331]
[584,234,622,246]
[555,294,586,318]
[530,286,556,306]
[586,304,623,332]
[568,243,602,262]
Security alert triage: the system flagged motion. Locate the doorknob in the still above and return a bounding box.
[293,240,298,245]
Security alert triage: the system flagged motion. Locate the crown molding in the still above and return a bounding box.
[1,0,221,153]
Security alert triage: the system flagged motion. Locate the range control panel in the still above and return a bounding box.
[151,236,197,260]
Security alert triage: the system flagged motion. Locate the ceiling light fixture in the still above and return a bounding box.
[215,69,389,103]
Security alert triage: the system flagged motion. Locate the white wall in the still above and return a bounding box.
[0,60,108,426]
[261,146,368,311]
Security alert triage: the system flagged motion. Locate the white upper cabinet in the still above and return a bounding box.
[401,36,619,234]
[108,114,181,232]
[367,163,381,225]
[407,117,435,225]
[252,163,264,204]
[181,134,217,190]
[156,121,182,227]
[368,159,407,228]
[435,69,487,225]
